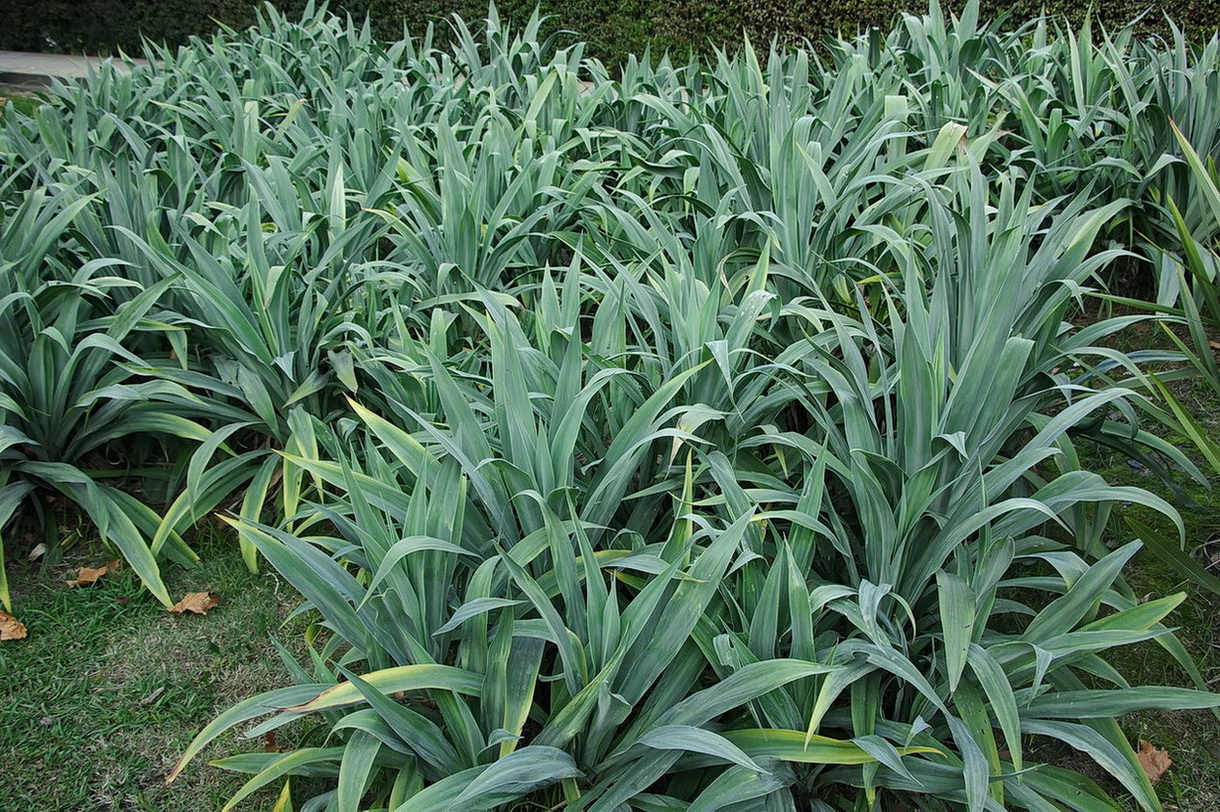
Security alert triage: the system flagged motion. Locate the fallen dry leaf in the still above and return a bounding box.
[1137,740,1173,783]
[0,610,28,641]
[67,566,108,587]
[138,687,165,707]
[66,559,122,587]
[169,592,219,615]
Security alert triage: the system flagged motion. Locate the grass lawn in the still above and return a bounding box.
[1063,352,1220,809]
[0,532,316,810]
[1099,545,1220,811]
[0,90,45,117]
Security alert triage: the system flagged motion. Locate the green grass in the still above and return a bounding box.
[1065,328,1220,809]
[0,91,44,116]
[1044,535,1220,809]
[0,531,317,810]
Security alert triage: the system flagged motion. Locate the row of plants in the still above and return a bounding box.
[3,2,1220,808]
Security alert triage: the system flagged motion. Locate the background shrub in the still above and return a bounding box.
[3,0,1220,64]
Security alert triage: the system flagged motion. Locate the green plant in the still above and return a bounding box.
[173,257,1218,807]
[0,184,205,609]
[3,4,1218,808]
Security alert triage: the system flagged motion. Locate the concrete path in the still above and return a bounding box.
[0,51,147,90]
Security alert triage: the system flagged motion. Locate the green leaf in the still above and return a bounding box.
[394,747,582,811]
[286,664,483,712]
[1128,516,1220,597]
[937,570,976,694]
[638,725,770,774]
[723,729,939,764]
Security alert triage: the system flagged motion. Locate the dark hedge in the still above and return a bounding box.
[3,0,1219,64]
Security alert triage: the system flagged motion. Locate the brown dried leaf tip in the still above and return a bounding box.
[169,592,220,615]
[1137,740,1172,783]
[66,559,122,587]
[0,610,28,640]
